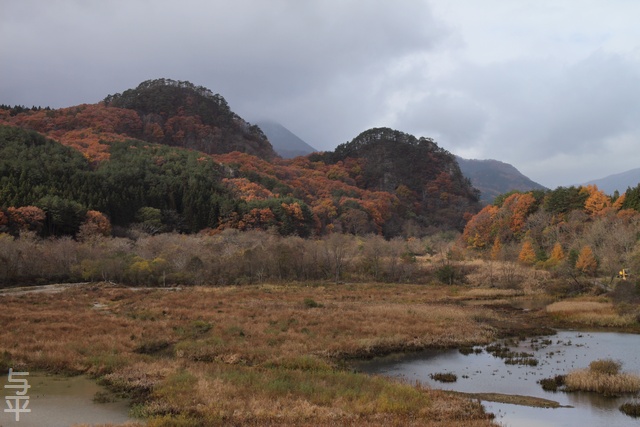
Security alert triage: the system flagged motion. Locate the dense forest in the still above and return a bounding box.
[0,79,483,240]
[103,79,275,159]
[2,79,640,293]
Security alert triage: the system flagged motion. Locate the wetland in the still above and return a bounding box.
[357,330,640,426]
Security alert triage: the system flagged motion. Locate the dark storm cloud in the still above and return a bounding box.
[2,0,640,188]
[0,0,447,148]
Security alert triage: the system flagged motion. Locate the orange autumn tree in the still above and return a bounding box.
[544,242,565,268]
[518,240,537,265]
[549,242,565,261]
[582,185,612,217]
[6,206,46,233]
[462,205,499,249]
[575,245,598,276]
[79,210,112,237]
[503,192,537,235]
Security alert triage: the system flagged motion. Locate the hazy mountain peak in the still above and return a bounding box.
[456,156,547,203]
[255,120,317,158]
[582,167,640,195]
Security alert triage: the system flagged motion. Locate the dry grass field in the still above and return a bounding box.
[564,359,640,396]
[0,282,502,426]
[546,298,638,327]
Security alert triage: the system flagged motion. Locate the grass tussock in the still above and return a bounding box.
[430,372,458,383]
[620,401,640,417]
[564,359,640,396]
[0,282,501,426]
[546,299,636,327]
[538,375,566,392]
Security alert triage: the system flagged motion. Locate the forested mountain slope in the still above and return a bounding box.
[0,79,276,162]
[104,79,276,159]
[0,81,482,238]
[311,128,481,232]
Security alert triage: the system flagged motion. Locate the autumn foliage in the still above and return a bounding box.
[462,184,640,279]
[0,103,142,163]
[575,246,598,276]
[518,241,537,265]
[1,80,484,239]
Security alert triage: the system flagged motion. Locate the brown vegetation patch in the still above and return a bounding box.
[564,359,640,396]
[546,298,637,327]
[0,282,501,426]
[449,391,568,408]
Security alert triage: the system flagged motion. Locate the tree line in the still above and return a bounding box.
[462,185,640,288]
[0,229,456,287]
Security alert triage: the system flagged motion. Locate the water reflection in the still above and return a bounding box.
[356,331,640,427]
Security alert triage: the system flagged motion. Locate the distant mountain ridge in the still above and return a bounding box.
[255,121,317,158]
[456,157,547,203]
[0,83,482,238]
[583,168,640,195]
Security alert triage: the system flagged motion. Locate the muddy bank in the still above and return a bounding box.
[447,391,570,408]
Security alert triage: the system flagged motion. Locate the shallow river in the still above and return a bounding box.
[1,373,133,427]
[356,330,640,427]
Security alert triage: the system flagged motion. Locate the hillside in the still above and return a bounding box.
[0,81,483,238]
[457,157,547,203]
[311,128,481,232]
[255,120,317,158]
[583,167,640,195]
[0,79,277,162]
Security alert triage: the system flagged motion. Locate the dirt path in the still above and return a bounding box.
[0,282,90,296]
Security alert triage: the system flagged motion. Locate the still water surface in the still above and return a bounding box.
[357,331,640,427]
[1,373,133,427]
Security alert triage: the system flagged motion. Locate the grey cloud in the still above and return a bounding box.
[2,1,640,188]
[1,0,448,150]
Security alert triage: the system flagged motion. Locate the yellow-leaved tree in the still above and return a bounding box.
[543,242,566,269]
[582,185,611,217]
[518,241,536,265]
[575,245,598,276]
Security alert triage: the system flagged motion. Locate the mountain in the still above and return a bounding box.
[254,120,317,158]
[103,79,277,159]
[456,157,547,203]
[0,80,484,238]
[0,79,278,162]
[583,168,640,195]
[311,128,482,232]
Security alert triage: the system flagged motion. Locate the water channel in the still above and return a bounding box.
[356,330,640,427]
[1,373,134,427]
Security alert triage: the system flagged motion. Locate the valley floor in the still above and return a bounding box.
[0,280,622,426]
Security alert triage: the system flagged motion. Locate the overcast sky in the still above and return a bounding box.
[2,1,639,188]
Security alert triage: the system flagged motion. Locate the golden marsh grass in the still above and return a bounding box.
[0,283,500,426]
[546,299,636,327]
[565,359,640,396]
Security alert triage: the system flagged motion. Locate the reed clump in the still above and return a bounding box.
[564,359,640,396]
[546,299,636,327]
[430,372,458,383]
